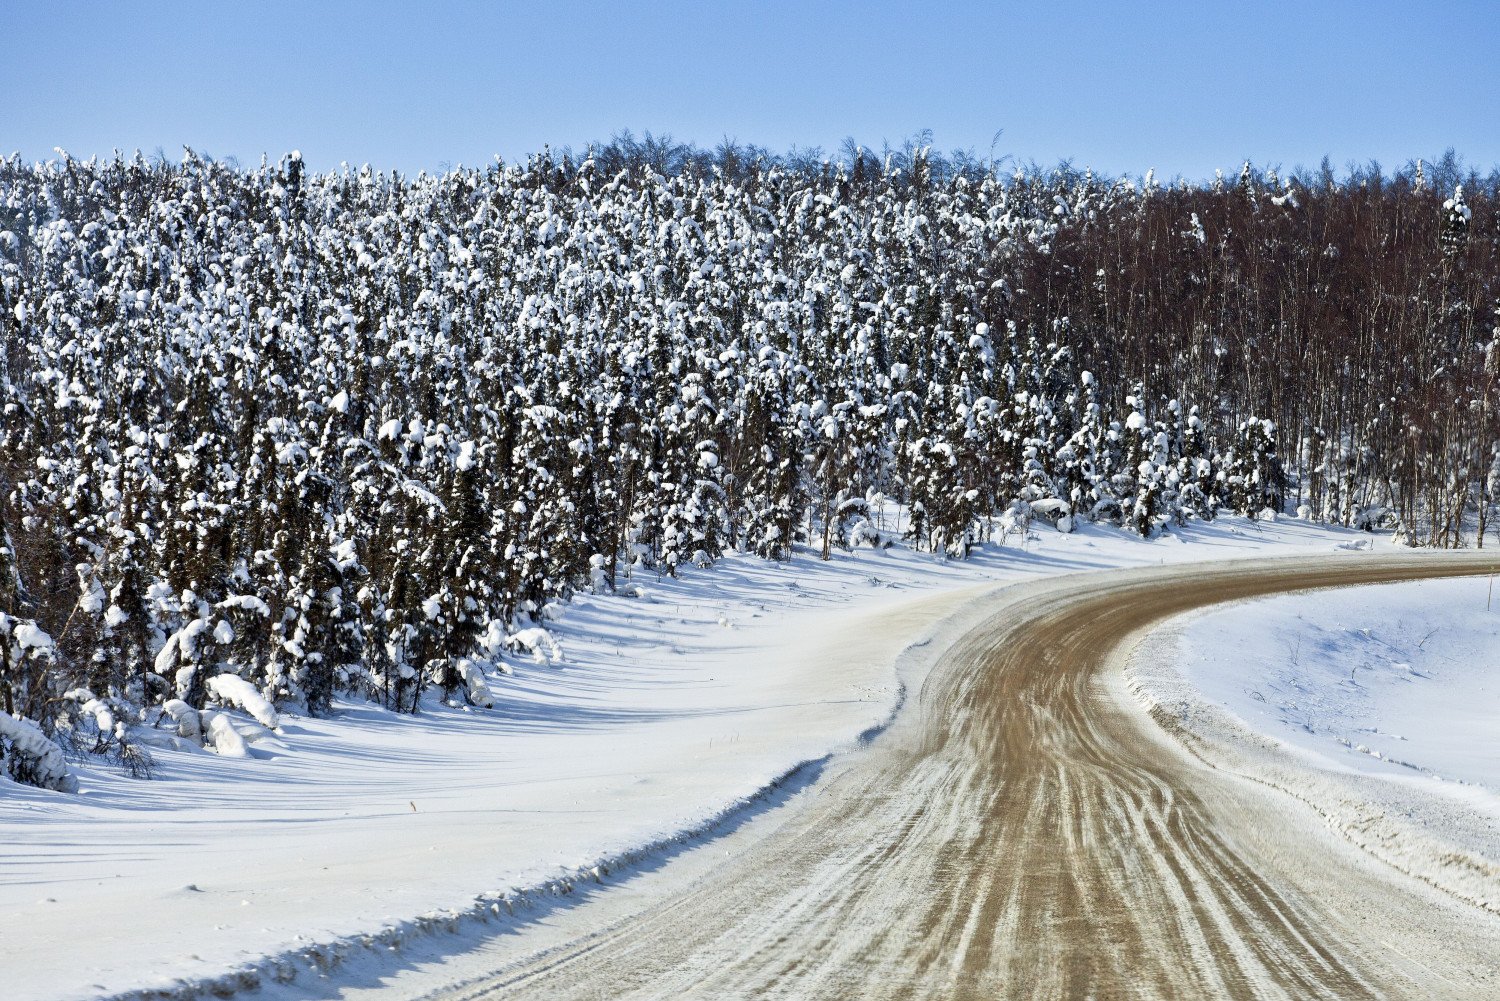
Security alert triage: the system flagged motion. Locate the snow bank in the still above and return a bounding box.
[1127,572,1500,915]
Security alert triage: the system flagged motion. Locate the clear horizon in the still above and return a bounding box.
[6,0,1498,182]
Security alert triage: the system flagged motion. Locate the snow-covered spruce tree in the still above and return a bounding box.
[1174,404,1218,522]
[738,366,804,562]
[1223,418,1287,518]
[0,615,76,790]
[1442,184,1471,260]
[0,605,54,724]
[1059,371,1105,522]
[1118,388,1163,537]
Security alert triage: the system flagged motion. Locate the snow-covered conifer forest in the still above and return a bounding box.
[1,139,1496,787]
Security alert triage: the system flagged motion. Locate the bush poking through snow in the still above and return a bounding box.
[52,687,155,778]
[0,713,77,792]
[157,618,212,704]
[0,616,78,790]
[206,674,281,730]
[456,659,495,708]
[588,555,610,594]
[202,711,249,757]
[504,628,563,666]
[1028,499,1073,530]
[160,699,203,742]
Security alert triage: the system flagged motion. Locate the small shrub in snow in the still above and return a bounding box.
[0,616,80,790]
[505,627,563,665]
[205,674,281,730]
[0,713,77,792]
[588,555,611,594]
[160,699,203,742]
[456,659,495,708]
[1028,499,1072,529]
[114,740,156,780]
[202,711,249,757]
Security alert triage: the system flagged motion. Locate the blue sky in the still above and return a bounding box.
[5,1,1497,180]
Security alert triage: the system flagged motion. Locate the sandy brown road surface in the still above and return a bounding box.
[429,554,1500,1000]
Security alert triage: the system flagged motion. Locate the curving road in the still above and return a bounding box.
[428,555,1500,1000]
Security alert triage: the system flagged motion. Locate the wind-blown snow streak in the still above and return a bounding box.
[428,555,1500,1000]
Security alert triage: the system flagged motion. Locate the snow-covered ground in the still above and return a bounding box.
[1179,575,1500,791]
[1131,571,1500,917]
[0,517,1421,1001]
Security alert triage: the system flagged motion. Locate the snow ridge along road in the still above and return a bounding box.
[429,554,1500,1000]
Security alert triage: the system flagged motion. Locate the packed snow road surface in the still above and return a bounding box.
[428,555,1500,1000]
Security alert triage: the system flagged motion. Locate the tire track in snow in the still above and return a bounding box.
[430,554,1500,1000]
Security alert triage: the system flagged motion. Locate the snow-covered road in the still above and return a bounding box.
[7,523,1497,1000]
[390,555,1500,1000]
